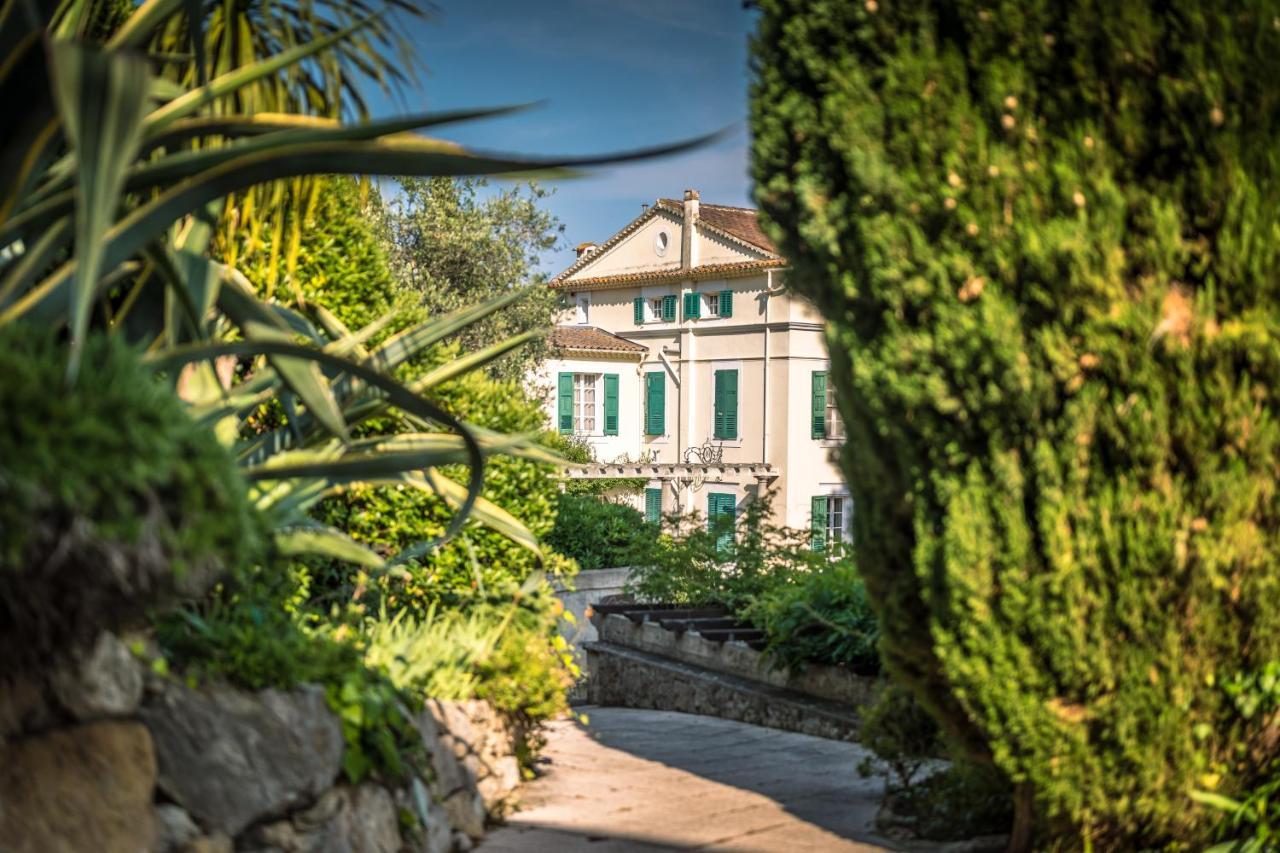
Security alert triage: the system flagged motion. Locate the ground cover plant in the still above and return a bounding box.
[623,498,880,672]
[752,1,1280,846]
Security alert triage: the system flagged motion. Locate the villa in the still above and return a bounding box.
[538,190,848,546]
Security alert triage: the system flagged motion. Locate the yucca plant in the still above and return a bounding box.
[0,0,703,571]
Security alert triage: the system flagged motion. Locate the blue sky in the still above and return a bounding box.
[366,0,758,274]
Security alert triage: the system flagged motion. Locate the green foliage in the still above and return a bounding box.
[154,561,422,784]
[744,555,880,674]
[0,324,262,674]
[882,761,1015,843]
[235,177,407,330]
[313,362,575,605]
[627,498,809,612]
[545,494,650,571]
[752,0,1280,844]
[857,681,943,791]
[381,177,565,380]
[542,433,646,497]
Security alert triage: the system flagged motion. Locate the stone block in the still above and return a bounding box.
[244,784,402,853]
[0,720,157,852]
[50,631,144,721]
[156,803,200,852]
[414,699,520,839]
[141,681,343,836]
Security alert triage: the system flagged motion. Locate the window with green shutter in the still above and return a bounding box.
[645,488,662,524]
[719,290,733,317]
[645,372,665,435]
[683,291,701,319]
[633,296,645,325]
[713,369,739,439]
[557,372,573,434]
[707,492,736,552]
[811,371,827,439]
[662,294,677,321]
[603,374,619,435]
[811,495,828,552]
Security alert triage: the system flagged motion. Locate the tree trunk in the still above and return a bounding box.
[1007,782,1036,853]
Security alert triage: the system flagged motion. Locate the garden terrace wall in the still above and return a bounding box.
[586,608,874,740]
[0,631,522,853]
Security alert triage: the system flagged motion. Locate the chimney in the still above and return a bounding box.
[575,241,598,259]
[681,188,700,270]
[641,202,649,213]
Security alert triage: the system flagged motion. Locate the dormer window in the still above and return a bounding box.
[575,294,590,324]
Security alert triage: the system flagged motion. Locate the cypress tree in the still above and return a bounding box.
[751,1,1280,845]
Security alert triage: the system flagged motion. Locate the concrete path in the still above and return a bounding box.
[478,706,894,853]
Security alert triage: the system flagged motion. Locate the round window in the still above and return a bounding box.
[654,231,669,256]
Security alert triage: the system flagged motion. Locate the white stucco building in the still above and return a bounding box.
[536,190,848,545]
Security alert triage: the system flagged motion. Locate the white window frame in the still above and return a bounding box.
[575,294,590,325]
[826,494,850,548]
[825,379,846,440]
[573,373,600,434]
[649,297,664,323]
[704,292,722,318]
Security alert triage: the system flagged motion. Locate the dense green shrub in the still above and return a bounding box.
[313,360,575,608]
[626,498,807,611]
[545,494,650,571]
[753,1,1280,845]
[0,324,261,675]
[744,556,879,674]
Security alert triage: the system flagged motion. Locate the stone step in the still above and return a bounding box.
[656,617,745,634]
[692,627,767,644]
[583,641,863,742]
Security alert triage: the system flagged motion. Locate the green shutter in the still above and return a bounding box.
[645,488,662,524]
[714,370,738,439]
[708,492,735,553]
[811,496,828,552]
[719,290,733,317]
[557,373,573,434]
[683,291,700,319]
[645,372,665,435]
[603,373,619,435]
[662,294,677,321]
[633,296,645,325]
[812,371,827,439]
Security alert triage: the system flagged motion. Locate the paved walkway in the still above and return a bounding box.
[478,707,895,853]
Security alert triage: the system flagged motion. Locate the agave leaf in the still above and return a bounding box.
[274,525,385,569]
[409,329,542,392]
[416,469,541,555]
[144,103,532,150]
[143,339,486,550]
[243,320,349,441]
[0,218,70,310]
[46,40,150,379]
[366,287,534,373]
[11,109,536,232]
[2,131,719,326]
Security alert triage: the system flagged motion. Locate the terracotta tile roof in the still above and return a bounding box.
[552,258,786,291]
[549,326,648,356]
[657,199,778,254]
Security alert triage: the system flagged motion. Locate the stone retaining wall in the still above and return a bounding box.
[595,612,877,707]
[585,611,874,741]
[0,632,522,853]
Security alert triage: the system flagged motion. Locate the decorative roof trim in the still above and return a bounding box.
[550,347,646,362]
[550,258,786,291]
[552,203,677,283]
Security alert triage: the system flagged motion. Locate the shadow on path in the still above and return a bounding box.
[479,706,897,853]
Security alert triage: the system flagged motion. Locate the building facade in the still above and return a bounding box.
[537,190,848,543]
